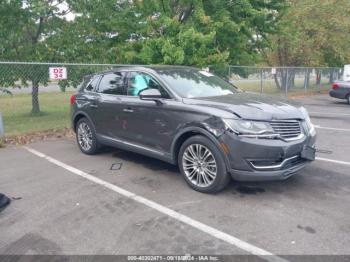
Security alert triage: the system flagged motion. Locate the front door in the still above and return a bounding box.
[120,71,176,153]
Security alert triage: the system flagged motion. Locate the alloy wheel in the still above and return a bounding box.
[182,144,217,187]
[77,122,93,151]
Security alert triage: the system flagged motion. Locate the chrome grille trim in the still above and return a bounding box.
[269,120,302,140]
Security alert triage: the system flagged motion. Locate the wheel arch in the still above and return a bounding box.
[72,111,95,133]
[171,127,230,171]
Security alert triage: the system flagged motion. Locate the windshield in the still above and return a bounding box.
[157,69,239,98]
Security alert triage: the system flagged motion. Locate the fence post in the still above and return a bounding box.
[0,113,4,139]
[260,69,263,94]
[336,68,339,80]
[228,66,231,81]
[304,68,307,93]
[285,69,289,96]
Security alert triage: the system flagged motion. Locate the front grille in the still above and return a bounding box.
[269,120,302,140]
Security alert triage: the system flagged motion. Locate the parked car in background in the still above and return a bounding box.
[330,81,350,104]
[70,66,316,193]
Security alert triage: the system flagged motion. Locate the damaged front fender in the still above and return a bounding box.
[170,116,231,167]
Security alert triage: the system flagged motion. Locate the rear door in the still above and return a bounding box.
[77,75,102,130]
[93,71,127,138]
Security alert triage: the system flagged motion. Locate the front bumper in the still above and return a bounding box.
[220,130,316,182]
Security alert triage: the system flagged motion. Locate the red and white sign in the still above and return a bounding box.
[49,67,67,80]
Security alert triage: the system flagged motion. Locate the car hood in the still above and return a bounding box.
[182,92,304,120]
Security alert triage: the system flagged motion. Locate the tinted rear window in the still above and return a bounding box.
[85,75,101,92]
[97,72,126,95]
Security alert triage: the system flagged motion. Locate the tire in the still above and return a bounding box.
[347,94,350,105]
[75,117,100,155]
[178,135,230,193]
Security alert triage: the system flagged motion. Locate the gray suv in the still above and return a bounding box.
[71,66,316,193]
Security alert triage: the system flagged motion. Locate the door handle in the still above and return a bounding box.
[123,108,134,113]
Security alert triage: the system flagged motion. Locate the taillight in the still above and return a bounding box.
[70,95,76,105]
[332,83,340,90]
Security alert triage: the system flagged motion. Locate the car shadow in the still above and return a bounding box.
[102,147,179,173]
[103,146,299,195]
[99,146,349,199]
[226,177,297,196]
[333,101,349,105]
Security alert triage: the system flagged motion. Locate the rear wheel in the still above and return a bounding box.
[76,117,100,155]
[178,135,230,193]
[347,94,350,105]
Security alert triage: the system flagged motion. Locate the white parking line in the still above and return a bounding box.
[316,157,350,166]
[314,125,350,132]
[23,146,287,262]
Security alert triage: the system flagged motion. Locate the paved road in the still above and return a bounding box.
[0,94,349,258]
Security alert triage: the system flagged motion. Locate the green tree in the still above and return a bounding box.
[66,0,285,69]
[1,0,286,111]
[0,0,69,114]
[264,0,350,88]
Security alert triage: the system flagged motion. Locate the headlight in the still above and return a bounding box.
[300,107,315,135]
[223,119,277,137]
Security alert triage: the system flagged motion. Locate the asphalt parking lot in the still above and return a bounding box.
[0,94,349,260]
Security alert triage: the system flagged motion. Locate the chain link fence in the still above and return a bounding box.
[0,62,116,137]
[0,62,343,138]
[0,62,116,94]
[209,65,342,95]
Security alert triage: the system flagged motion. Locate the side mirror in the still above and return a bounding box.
[139,89,162,101]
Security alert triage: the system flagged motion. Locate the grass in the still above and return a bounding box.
[0,92,73,136]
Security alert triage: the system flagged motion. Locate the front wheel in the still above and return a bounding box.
[76,117,100,155]
[178,135,230,193]
[347,94,350,105]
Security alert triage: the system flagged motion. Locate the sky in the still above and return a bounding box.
[58,1,76,21]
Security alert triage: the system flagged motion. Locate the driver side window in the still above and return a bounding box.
[127,72,170,98]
